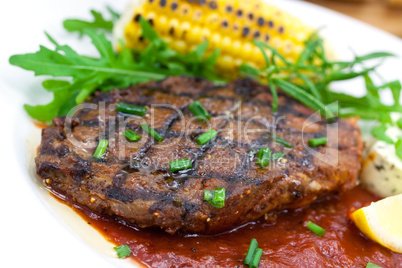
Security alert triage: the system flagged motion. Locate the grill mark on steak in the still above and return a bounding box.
[36,77,363,234]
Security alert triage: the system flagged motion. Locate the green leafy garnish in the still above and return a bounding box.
[272,152,285,160]
[371,125,394,144]
[241,33,400,122]
[63,8,119,35]
[114,245,132,258]
[397,118,402,129]
[9,17,224,123]
[204,188,226,208]
[395,138,402,161]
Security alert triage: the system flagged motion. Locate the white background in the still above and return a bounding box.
[0,0,402,267]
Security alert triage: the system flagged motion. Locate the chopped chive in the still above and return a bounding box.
[244,238,259,266]
[274,135,293,148]
[195,129,217,145]
[250,248,263,268]
[204,190,214,201]
[116,102,147,116]
[272,152,285,160]
[114,245,132,258]
[189,101,211,122]
[212,187,226,208]
[141,123,164,142]
[123,129,141,142]
[257,148,271,168]
[93,139,108,159]
[307,221,326,237]
[204,187,226,208]
[308,137,328,147]
[366,263,382,268]
[169,159,192,172]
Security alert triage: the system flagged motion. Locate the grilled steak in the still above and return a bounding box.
[36,77,363,234]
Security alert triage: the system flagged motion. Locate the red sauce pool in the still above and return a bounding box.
[53,186,402,267]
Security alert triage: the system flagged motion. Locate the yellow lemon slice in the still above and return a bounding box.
[351,194,402,253]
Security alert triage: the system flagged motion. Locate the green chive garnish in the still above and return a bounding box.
[272,152,285,160]
[274,135,293,148]
[244,238,264,268]
[116,102,147,116]
[307,221,326,237]
[123,129,141,142]
[250,248,263,268]
[257,148,271,168]
[93,139,108,159]
[204,190,214,202]
[308,137,328,147]
[169,159,192,172]
[366,263,382,268]
[141,123,164,142]
[114,245,132,258]
[189,101,211,122]
[195,129,217,145]
[212,187,226,208]
[244,238,259,266]
[204,187,226,208]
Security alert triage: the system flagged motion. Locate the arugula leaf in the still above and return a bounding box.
[395,138,402,161]
[140,17,160,42]
[63,10,114,34]
[10,17,226,123]
[42,80,71,91]
[84,29,115,63]
[371,125,394,144]
[379,113,393,125]
[106,6,120,21]
[397,118,402,129]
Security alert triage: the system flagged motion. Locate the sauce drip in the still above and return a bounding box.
[54,186,402,267]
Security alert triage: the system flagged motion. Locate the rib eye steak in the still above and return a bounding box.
[36,77,363,234]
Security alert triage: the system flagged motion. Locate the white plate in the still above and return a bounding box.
[0,0,401,267]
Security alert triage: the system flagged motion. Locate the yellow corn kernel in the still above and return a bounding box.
[185,26,200,44]
[117,0,315,77]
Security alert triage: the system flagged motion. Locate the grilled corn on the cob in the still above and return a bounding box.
[114,0,315,74]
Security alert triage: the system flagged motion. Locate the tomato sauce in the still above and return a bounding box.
[54,186,402,267]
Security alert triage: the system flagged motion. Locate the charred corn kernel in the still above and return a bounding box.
[193,9,203,21]
[179,3,191,17]
[116,0,315,76]
[179,21,191,39]
[168,18,180,37]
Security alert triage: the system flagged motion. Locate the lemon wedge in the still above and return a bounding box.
[351,194,402,253]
